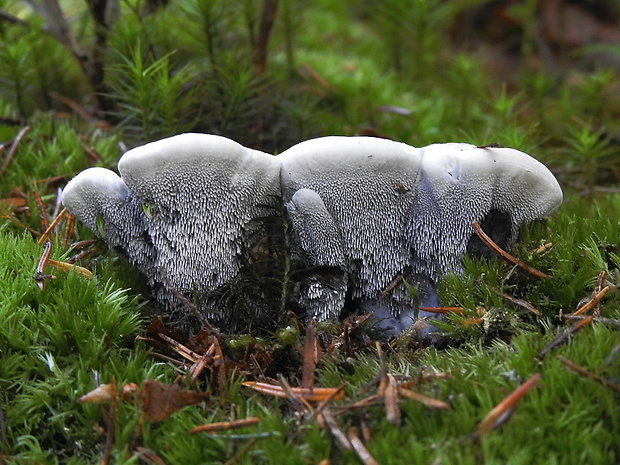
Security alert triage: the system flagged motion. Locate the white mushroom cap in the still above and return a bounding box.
[280,136,423,305]
[117,133,282,302]
[61,167,131,234]
[61,167,155,275]
[419,143,562,222]
[409,143,563,281]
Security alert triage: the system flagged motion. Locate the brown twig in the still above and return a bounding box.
[379,274,403,298]
[562,314,620,327]
[157,332,202,363]
[277,373,312,415]
[159,268,218,334]
[254,0,278,76]
[310,384,347,422]
[471,221,548,279]
[322,408,352,450]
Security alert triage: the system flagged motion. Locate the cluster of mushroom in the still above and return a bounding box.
[62,134,563,336]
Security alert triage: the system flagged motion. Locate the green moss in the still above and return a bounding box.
[0,1,618,463]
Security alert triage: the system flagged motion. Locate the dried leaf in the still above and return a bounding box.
[139,379,210,423]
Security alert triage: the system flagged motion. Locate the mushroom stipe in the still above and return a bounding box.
[61,134,563,337]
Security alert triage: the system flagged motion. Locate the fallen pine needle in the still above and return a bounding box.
[384,374,400,425]
[571,286,611,316]
[242,382,345,402]
[538,316,593,359]
[476,373,540,437]
[397,387,450,410]
[322,408,352,451]
[34,240,53,290]
[418,307,465,315]
[472,221,548,279]
[562,314,620,327]
[558,356,620,393]
[1,214,41,236]
[37,207,67,245]
[491,288,541,316]
[311,384,347,421]
[48,259,92,279]
[348,427,379,465]
[189,417,260,434]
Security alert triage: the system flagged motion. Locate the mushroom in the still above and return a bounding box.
[62,134,562,336]
[279,137,562,335]
[61,167,156,278]
[280,137,424,332]
[286,188,348,320]
[63,133,281,317]
[407,143,563,283]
